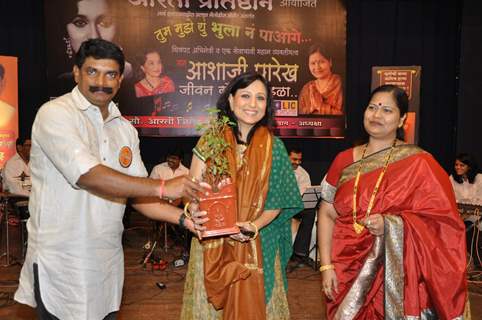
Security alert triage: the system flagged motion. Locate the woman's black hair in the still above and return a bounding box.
[452,153,479,184]
[216,72,274,144]
[369,84,409,140]
[135,49,162,81]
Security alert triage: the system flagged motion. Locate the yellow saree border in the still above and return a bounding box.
[338,144,424,187]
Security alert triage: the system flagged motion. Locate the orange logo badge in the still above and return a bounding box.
[119,146,133,168]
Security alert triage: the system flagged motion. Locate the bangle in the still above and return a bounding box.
[183,201,192,219]
[319,264,335,273]
[248,221,259,240]
[159,179,165,199]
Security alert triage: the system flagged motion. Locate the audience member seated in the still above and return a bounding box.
[449,153,482,269]
[150,148,190,264]
[449,153,482,205]
[2,137,31,197]
[1,136,31,234]
[288,148,316,268]
[150,148,189,206]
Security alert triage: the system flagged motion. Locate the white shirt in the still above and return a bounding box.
[294,165,311,195]
[150,162,189,180]
[2,152,30,197]
[449,173,482,205]
[15,87,147,320]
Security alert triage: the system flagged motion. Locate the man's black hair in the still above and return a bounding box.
[75,38,125,74]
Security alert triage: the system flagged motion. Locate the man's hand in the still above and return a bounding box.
[162,175,208,202]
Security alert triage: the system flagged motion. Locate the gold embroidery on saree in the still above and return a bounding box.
[338,144,424,187]
[384,215,404,319]
[266,252,290,320]
[334,235,384,319]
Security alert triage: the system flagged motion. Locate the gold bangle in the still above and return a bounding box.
[319,264,335,272]
[248,221,259,240]
[183,201,192,219]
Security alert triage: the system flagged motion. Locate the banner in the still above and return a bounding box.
[0,56,18,169]
[371,66,421,144]
[44,0,346,138]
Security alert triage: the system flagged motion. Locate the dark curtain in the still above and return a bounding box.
[456,0,482,165]
[0,0,465,176]
[0,0,48,138]
[346,0,462,169]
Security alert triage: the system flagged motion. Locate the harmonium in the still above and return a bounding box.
[457,203,481,220]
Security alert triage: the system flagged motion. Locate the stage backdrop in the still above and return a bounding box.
[0,56,18,169]
[44,0,346,138]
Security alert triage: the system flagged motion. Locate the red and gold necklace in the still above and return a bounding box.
[352,139,397,234]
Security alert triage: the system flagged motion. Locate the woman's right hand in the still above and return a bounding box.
[321,269,338,301]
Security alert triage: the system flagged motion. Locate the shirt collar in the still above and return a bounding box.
[72,86,122,122]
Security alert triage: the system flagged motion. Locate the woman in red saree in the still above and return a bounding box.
[318,85,468,319]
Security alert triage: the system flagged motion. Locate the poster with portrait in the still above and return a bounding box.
[0,56,18,169]
[44,0,346,138]
[371,66,421,144]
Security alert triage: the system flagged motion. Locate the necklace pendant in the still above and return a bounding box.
[353,222,365,234]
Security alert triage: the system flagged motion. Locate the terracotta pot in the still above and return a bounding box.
[198,182,239,238]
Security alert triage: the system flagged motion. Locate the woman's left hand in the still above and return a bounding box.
[362,214,384,236]
[186,205,209,239]
[230,221,255,243]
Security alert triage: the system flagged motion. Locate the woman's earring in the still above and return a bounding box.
[63,37,73,59]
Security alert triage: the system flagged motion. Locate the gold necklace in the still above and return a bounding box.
[352,139,397,234]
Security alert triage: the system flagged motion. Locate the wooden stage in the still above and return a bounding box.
[0,213,481,320]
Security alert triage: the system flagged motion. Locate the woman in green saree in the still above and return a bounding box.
[181,72,303,320]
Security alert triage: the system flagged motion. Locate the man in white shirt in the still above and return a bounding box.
[150,149,189,182]
[2,137,31,197]
[14,39,205,320]
[2,137,31,224]
[150,148,191,265]
[288,148,316,268]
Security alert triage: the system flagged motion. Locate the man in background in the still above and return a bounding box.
[2,136,31,227]
[288,148,316,269]
[2,137,31,197]
[150,148,191,266]
[150,148,189,190]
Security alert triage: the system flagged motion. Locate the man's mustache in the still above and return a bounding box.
[89,86,113,94]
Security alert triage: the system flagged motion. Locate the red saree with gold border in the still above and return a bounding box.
[322,145,467,319]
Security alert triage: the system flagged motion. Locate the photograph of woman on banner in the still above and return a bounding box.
[0,64,15,129]
[47,0,132,94]
[135,50,175,98]
[181,72,303,320]
[134,49,175,116]
[318,84,468,319]
[298,44,343,115]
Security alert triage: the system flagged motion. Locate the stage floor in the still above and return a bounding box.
[0,212,481,320]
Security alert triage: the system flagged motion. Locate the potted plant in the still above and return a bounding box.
[195,108,239,238]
